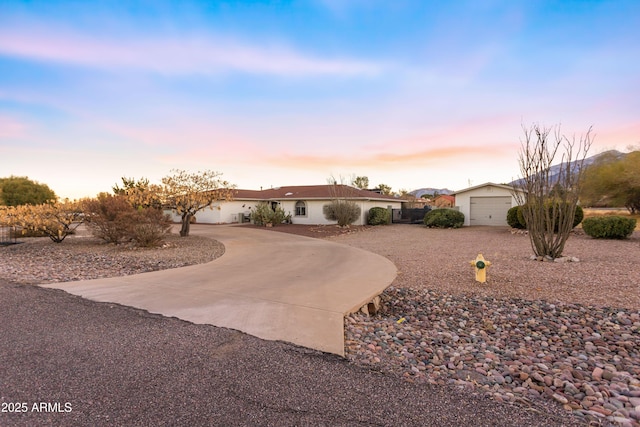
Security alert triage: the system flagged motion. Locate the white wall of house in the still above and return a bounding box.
[283,200,331,225]
[277,199,402,225]
[167,200,258,224]
[201,200,257,223]
[168,198,402,225]
[454,184,522,226]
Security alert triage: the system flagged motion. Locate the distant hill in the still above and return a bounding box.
[408,151,626,196]
[509,150,626,187]
[409,188,454,198]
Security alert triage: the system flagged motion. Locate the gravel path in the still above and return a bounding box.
[2,224,638,426]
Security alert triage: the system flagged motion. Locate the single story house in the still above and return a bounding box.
[179,184,403,226]
[453,183,524,226]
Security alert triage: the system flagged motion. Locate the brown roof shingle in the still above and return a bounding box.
[233,185,402,202]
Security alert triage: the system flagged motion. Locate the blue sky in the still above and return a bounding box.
[1,0,639,199]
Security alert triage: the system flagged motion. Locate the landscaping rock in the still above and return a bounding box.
[345,287,640,426]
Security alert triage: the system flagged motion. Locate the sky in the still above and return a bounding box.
[1,0,639,200]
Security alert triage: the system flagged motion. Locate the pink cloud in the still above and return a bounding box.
[0,115,27,139]
[593,121,640,151]
[91,117,259,157]
[360,114,520,153]
[264,143,515,171]
[0,25,383,77]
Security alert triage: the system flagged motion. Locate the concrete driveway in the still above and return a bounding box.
[43,225,397,355]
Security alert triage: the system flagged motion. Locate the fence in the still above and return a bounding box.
[0,226,18,246]
[391,207,432,224]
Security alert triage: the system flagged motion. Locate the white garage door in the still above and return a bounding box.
[470,197,512,226]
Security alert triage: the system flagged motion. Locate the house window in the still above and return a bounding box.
[295,201,307,217]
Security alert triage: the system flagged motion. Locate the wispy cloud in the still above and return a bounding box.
[265,143,515,170]
[0,25,383,77]
[595,120,640,150]
[0,115,27,139]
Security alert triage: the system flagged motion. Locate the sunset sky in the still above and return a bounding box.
[1,1,639,200]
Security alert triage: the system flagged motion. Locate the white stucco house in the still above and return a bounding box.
[453,183,525,226]
[175,185,403,226]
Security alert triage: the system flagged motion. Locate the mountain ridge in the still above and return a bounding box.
[409,188,454,198]
[408,150,627,196]
[508,149,626,187]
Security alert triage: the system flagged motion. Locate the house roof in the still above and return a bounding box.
[433,194,455,203]
[233,185,403,202]
[451,182,520,195]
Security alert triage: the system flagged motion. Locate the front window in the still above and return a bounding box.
[295,201,307,217]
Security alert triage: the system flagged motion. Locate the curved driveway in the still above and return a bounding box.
[44,225,397,355]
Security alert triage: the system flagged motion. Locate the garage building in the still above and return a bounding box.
[453,183,524,226]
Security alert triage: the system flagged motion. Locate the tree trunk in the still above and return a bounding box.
[180,213,192,237]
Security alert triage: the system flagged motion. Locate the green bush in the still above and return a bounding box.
[516,205,527,228]
[423,209,464,228]
[0,176,57,206]
[250,202,286,226]
[507,206,525,229]
[575,205,585,225]
[582,216,636,239]
[367,207,390,225]
[517,203,584,231]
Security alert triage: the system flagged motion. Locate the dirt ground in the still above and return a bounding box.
[244,223,373,238]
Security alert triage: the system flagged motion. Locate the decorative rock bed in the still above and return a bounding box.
[345,287,640,426]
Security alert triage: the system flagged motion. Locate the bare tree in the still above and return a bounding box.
[513,124,593,258]
[162,170,234,237]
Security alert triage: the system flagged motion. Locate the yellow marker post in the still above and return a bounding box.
[470,253,491,283]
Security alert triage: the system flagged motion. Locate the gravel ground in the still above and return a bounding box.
[330,225,640,310]
[2,224,638,426]
[1,282,576,427]
[332,225,640,427]
[0,229,225,285]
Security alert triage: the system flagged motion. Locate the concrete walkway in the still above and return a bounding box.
[43,225,397,355]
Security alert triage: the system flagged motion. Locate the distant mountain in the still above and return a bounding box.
[408,151,626,196]
[409,188,454,198]
[509,150,626,187]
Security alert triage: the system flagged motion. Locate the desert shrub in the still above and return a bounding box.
[270,206,287,225]
[582,216,636,239]
[423,209,464,228]
[84,195,171,246]
[83,195,137,244]
[507,206,525,229]
[323,200,361,227]
[250,202,286,226]
[130,208,173,247]
[517,202,584,231]
[573,205,585,228]
[12,227,49,238]
[368,207,390,225]
[1,201,83,243]
[516,205,527,228]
